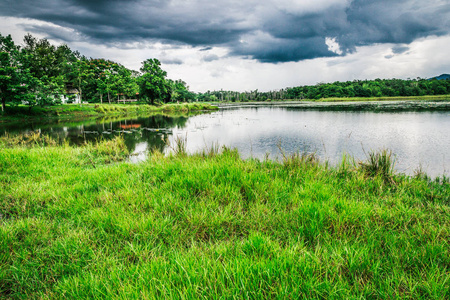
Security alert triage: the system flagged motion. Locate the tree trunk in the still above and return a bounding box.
[100,94,103,104]
[1,99,5,112]
[108,92,111,104]
[78,78,82,105]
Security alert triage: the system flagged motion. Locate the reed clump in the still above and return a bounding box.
[359,149,396,183]
[170,134,188,157]
[0,131,58,147]
[83,136,129,164]
[277,142,320,170]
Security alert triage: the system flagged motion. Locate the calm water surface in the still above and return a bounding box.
[2,107,449,178]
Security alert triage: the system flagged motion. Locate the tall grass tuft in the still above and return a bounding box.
[171,134,188,156]
[282,151,319,169]
[86,136,129,162]
[337,152,356,177]
[201,142,221,158]
[278,142,319,169]
[413,164,429,181]
[0,131,58,147]
[359,149,395,182]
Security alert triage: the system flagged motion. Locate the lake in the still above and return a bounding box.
[2,106,449,178]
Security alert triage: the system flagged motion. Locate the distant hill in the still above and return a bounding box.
[429,74,450,80]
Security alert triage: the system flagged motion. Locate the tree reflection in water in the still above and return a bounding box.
[0,114,190,155]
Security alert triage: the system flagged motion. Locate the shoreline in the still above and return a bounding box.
[214,97,450,111]
[215,94,450,105]
[215,100,450,111]
[0,103,218,125]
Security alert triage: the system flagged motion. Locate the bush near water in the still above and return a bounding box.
[1,136,449,298]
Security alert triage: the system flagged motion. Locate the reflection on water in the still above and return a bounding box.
[2,107,449,177]
[1,115,189,162]
[168,107,450,178]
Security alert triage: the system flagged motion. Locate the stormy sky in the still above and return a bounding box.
[1,0,449,91]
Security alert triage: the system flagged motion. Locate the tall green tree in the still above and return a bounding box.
[0,34,33,112]
[81,58,138,103]
[168,79,196,102]
[65,51,89,103]
[21,34,71,106]
[116,67,139,100]
[138,59,169,105]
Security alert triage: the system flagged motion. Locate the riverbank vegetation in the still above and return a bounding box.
[1,136,449,298]
[198,79,450,102]
[314,94,450,102]
[0,103,217,123]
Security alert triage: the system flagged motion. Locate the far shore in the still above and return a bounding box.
[214,95,450,111]
[1,95,450,125]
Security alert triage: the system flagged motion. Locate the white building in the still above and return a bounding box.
[61,89,81,104]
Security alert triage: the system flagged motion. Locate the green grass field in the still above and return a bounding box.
[0,136,449,298]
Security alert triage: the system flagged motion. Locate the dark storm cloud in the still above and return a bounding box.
[384,44,410,59]
[339,0,445,51]
[160,58,183,65]
[392,45,410,54]
[202,54,219,62]
[1,0,449,63]
[232,35,338,63]
[21,24,82,42]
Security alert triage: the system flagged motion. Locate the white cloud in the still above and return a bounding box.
[325,37,343,55]
[0,17,50,42]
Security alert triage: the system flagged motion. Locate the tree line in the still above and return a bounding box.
[197,77,450,102]
[2,32,450,112]
[0,33,195,112]
[285,78,450,100]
